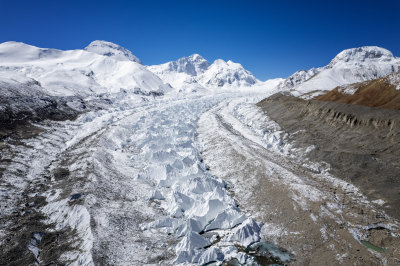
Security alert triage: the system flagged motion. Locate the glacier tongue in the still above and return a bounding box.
[127,94,266,264]
[1,91,277,264]
[0,90,295,265]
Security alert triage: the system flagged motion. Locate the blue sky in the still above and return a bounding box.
[1,0,399,80]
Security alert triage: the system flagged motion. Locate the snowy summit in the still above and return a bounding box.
[276,46,400,98]
[84,40,142,63]
[149,54,260,92]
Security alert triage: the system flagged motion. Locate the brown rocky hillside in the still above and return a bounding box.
[315,71,400,110]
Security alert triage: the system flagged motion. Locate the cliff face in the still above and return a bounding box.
[257,94,400,219]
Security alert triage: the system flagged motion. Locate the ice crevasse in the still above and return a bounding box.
[133,99,266,264]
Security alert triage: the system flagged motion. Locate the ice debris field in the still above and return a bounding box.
[0,92,292,265]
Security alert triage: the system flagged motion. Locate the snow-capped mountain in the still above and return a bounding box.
[0,41,170,97]
[148,54,260,92]
[156,53,210,76]
[147,54,210,92]
[0,41,281,97]
[277,46,400,98]
[200,59,258,88]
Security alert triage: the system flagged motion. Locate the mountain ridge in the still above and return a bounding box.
[276,46,400,99]
[0,41,170,97]
[1,41,399,98]
[148,54,260,92]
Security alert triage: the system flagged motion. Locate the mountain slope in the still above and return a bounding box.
[315,70,400,110]
[277,46,400,98]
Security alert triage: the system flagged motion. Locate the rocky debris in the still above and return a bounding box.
[0,96,86,143]
[257,93,400,220]
[198,97,400,265]
[0,97,82,126]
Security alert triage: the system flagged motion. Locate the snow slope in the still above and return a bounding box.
[276,68,321,91]
[0,70,47,96]
[277,46,400,98]
[250,77,285,94]
[0,41,170,97]
[84,40,142,63]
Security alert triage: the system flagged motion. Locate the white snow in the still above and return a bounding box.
[198,246,224,264]
[224,218,261,247]
[84,40,142,63]
[386,70,400,90]
[337,83,359,95]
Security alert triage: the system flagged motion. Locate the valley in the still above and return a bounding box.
[0,41,399,265]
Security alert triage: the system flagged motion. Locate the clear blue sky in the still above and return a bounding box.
[1,0,399,80]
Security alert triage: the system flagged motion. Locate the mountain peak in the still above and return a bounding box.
[211,59,245,70]
[329,46,395,66]
[203,59,257,87]
[188,54,204,60]
[212,59,227,66]
[84,40,141,63]
[162,54,210,76]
